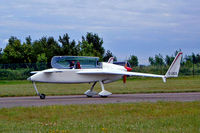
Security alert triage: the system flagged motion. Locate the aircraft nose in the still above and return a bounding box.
[27,77,31,81]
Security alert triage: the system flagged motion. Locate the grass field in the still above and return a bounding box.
[0,102,200,132]
[0,77,200,132]
[0,76,200,97]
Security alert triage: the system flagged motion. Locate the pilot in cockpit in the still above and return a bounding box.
[69,61,75,69]
[76,61,81,69]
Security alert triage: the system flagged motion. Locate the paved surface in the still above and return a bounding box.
[0,92,200,108]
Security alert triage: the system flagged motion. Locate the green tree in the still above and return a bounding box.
[79,41,94,56]
[197,54,200,64]
[149,54,164,66]
[26,36,32,45]
[32,40,43,63]
[2,36,35,64]
[165,55,174,66]
[2,36,23,63]
[155,54,164,66]
[33,36,61,63]
[192,53,198,64]
[128,55,138,67]
[21,36,34,63]
[37,53,47,63]
[36,53,47,70]
[59,33,80,56]
[149,57,155,65]
[81,32,105,60]
[46,37,61,62]
[184,55,193,67]
[103,50,117,62]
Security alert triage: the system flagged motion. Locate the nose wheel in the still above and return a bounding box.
[33,82,46,99]
[40,94,46,99]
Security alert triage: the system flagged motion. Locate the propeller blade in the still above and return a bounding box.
[123,75,127,84]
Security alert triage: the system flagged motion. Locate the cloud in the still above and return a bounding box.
[1,0,199,32]
[0,0,200,64]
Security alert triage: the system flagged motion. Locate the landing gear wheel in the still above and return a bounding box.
[86,95,93,98]
[100,95,108,98]
[40,94,46,99]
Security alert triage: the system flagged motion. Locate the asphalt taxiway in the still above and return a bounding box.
[0,92,200,108]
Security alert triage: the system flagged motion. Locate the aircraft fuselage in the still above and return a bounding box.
[29,68,122,84]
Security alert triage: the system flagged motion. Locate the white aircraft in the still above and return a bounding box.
[28,52,183,99]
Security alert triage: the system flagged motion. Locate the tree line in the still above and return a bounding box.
[148,50,200,67]
[0,32,117,65]
[0,32,199,79]
[0,32,199,68]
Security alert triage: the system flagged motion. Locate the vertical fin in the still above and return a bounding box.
[165,52,183,78]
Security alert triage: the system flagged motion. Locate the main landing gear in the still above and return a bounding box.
[33,82,46,99]
[84,82,97,97]
[84,81,112,98]
[32,80,112,99]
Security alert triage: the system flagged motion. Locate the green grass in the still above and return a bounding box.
[0,102,200,132]
[0,76,200,97]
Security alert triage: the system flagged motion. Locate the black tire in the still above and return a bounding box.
[100,95,108,98]
[86,95,92,98]
[40,94,46,99]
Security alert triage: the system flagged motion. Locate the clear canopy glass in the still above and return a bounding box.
[51,56,100,69]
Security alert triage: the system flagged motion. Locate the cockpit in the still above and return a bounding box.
[51,56,101,69]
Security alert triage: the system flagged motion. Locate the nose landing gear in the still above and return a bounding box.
[40,94,46,99]
[33,82,46,99]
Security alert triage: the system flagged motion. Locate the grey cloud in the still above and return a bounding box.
[0,0,199,64]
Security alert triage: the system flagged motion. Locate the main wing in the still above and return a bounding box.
[77,69,166,82]
[77,70,165,78]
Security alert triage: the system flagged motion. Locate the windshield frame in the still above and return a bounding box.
[51,56,101,69]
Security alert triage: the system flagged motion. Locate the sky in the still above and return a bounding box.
[0,0,200,64]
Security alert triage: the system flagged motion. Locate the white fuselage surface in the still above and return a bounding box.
[29,63,124,84]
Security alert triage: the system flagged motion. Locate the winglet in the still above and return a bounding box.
[108,57,114,64]
[165,52,183,78]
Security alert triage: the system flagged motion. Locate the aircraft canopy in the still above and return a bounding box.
[51,56,100,69]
